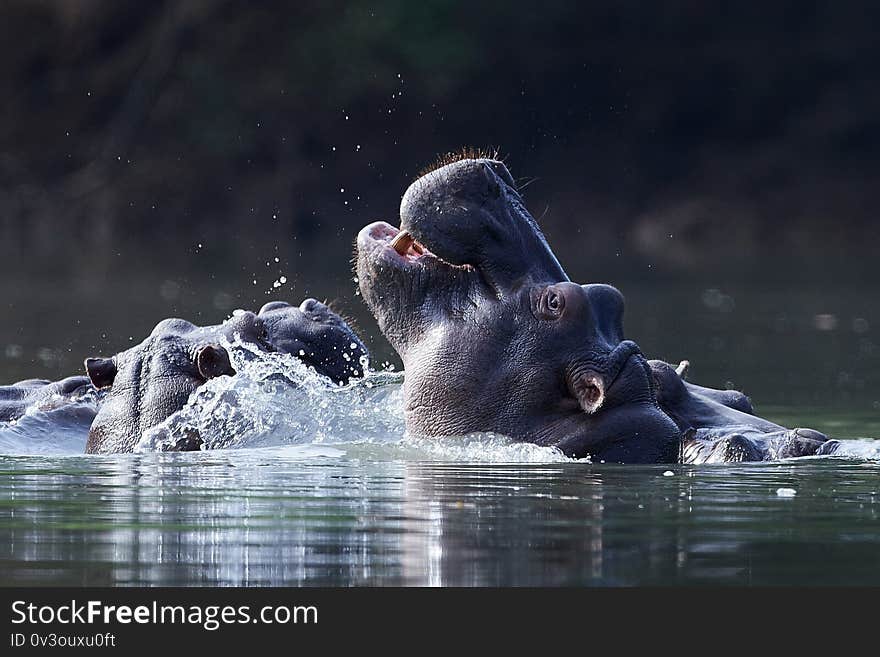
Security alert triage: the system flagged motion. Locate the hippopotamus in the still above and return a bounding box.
[355,155,833,463]
[84,299,369,454]
[650,359,838,462]
[0,375,95,423]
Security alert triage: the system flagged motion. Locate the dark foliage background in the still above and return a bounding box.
[1,0,878,406]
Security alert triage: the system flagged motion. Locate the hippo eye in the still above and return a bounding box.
[532,286,565,320]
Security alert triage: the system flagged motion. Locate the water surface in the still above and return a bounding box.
[1,280,878,586]
[2,445,879,586]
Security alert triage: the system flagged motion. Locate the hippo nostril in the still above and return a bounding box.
[606,340,643,377]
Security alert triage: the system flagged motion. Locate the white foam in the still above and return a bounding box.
[0,400,96,455]
[130,339,571,463]
[136,337,407,452]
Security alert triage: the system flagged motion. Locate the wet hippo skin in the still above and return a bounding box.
[355,154,832,463]
[84,300,368,454]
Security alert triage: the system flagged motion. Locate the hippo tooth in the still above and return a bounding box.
[390,230,414,256]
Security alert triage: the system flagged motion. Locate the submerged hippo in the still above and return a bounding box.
[0,375,95,423]
[356,155,833,463]
[650,360,838,462]
[84,299,368,454]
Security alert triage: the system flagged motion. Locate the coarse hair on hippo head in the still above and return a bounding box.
[84,299,369,454]
[356,153,682,463]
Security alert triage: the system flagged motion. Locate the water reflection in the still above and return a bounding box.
[2,451,879,586]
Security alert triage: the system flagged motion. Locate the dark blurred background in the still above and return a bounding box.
[1,1,878,412]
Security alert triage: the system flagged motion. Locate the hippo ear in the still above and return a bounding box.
[196,345,236,380]
[568,369,606,415]
[85,357,117,389]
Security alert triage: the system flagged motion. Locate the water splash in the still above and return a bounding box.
[136,337,406,452]
[387,434,573,463]
[2,338,874,464]
[129,338,570,461]
[132,338,572,461]
[0,340,571,462]
[0,389,99,455]
[818,438,880,460]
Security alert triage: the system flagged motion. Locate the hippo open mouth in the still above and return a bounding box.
[361,222,464,269]
[358,156,566,305]
[356,155,683,462]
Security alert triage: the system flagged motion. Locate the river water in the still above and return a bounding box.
[1,278,878,586]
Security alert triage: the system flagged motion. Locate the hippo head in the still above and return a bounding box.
[84,300,369,453]
[356,156,681,462]
[258,299,369,385]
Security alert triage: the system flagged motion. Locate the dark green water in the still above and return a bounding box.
[1,447,879,586]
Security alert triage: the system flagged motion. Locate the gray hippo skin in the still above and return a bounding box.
[356,156,681,463]
[84,299,368,454]
[0,376,95,423]
[649,360,837,463]
[355,155,833,463]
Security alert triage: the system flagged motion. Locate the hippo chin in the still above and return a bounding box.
[356,156,681,463]
[356,155,832,463]
[84,299,368,454]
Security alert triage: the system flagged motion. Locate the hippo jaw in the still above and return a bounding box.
[357,158,567,356]
[356,220,488,358]
[356,156,682,462]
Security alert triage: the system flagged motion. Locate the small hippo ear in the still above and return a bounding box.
[85,357,117,389]
[568,369,606,415]
[196,345,236,380]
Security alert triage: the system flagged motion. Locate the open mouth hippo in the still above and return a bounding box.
[355,155,834,463]
[356,156,681,462]
[84,299,368,454]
